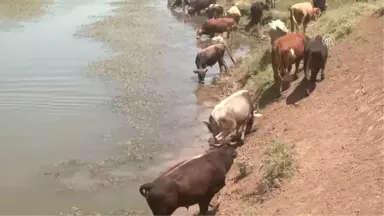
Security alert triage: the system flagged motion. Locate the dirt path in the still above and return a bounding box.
[217,15,384,215]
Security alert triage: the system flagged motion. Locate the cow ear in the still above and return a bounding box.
[193,70,199,74]
[202,121,212,132]
[203,68,208,73]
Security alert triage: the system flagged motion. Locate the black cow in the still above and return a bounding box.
[303,35,329,82]
[265,0,276,9]
[245,1,269,32]
[193,43,236,84]
[206,4,224,19]
[170,0,189,9]
[313,0,327,12]
[187,0,217,16]
[139,144,237,216]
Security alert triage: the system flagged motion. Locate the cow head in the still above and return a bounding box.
[187,6,196,16]
[311,7,321,21]
[193,68,208,83]
[196,28,203,39]
[203,115,220,142]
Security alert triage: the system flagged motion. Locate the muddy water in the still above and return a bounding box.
[0,0,255,214]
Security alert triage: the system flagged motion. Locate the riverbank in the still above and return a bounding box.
[197,0,383,215]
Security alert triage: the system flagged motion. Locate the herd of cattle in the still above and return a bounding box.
[138,0,336,215]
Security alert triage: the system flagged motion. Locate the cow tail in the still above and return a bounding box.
[275,46,285,79]
[289,8,297,32]
[224,45,236,65]
[253,111,262,118]
[139,183,154,198]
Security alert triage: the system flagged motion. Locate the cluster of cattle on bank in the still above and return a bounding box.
[138,0,335,215]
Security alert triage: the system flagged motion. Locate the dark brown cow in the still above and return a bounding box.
[303,35,329,82]
[196,17,237,39]
[271,32,310,93]
[245,1,269,32]
[207,4,224,19]
[139,144,237,216]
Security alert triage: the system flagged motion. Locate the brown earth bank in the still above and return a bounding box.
[213,14,384,216]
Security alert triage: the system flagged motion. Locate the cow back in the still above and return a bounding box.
[202,18,233,32]
[274,32,308,57]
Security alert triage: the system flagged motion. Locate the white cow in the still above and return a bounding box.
[268,19,289,45]
[203,89,262,146]
[225,4,241,23]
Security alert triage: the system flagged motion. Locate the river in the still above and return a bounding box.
[0,0,253,214]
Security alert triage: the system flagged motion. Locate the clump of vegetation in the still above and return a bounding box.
[256,138,295,198]
[59,207,144,216]
[234,156,254,182]
[307,2,380,40]
[0,0,52,20]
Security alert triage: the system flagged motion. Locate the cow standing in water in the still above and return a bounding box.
[204,89,262,146]
[196,17,237,40]
[139,144,237,216]
[193,42,236,84]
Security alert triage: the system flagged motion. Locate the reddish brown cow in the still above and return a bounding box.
[271,32,309,94]
[196,17,237,40]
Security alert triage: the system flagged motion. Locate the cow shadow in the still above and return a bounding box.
[257,82,282,109]
[286,77,316,105]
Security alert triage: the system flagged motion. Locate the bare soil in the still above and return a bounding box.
[216,15,384,215]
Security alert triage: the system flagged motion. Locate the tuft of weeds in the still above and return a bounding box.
[234,156,254,182]
[307,2,380,40]
[256,137,295,199]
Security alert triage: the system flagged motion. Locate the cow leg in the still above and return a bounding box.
[294,58,301,80]
[219,58,228,73]
[245,116,254,134]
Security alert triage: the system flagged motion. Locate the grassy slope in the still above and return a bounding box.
[209,1,382,215]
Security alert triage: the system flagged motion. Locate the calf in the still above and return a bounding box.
[271,32,309,93]
[206,4,224,19]
[313,0,327,12]
[225,5,241,24]
[196,17,237,40]
[193,43,236,84]
[303,35,329,82]
[139,144,237,216]
[245,1,269,32]
[203,89,262,146]
[268,19,290,45]
[289,2,321,33]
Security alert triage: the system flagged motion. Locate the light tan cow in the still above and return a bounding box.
[225,4,241,23]
[203,89,262,146]
[289,2,321,33]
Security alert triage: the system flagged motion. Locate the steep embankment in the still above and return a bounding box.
[216,13,384,216]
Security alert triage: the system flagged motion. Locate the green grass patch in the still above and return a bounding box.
[256,137,295,199]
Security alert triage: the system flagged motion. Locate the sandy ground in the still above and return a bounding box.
[216,14,384,215]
